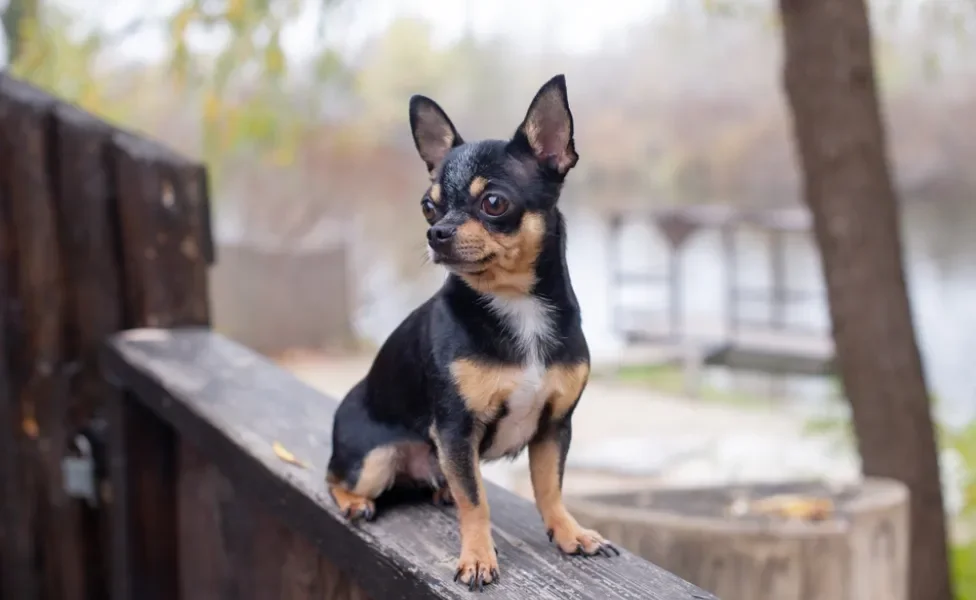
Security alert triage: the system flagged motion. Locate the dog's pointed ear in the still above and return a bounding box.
[512,74,578,175]
[409,95,463,175]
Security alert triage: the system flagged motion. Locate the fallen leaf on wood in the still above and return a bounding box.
[749,494,834,521]
[22,417,39,440]
[273,441,308,469]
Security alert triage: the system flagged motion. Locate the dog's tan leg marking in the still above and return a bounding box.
[528,438,618,557]
[530,364,617,558]
[432,429,499,589]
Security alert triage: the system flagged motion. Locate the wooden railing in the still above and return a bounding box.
[0,73,717,599]
[102,328,718,599]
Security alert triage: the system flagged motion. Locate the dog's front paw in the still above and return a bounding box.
[453,542,499,592]
[547,520,620,558]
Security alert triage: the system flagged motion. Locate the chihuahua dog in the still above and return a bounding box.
[326,74,618,591]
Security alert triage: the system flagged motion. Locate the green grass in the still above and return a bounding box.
[954,541,976,600]
[608,363,772,408]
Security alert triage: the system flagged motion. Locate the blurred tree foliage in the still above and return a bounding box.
[1,0,345,186]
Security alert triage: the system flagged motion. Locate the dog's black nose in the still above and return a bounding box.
[427,224,456,250]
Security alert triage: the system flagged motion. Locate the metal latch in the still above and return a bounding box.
[62,434,98,507]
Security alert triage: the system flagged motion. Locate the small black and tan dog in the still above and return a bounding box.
[326,74,617,591]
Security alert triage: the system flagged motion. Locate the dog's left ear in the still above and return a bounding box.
[409,95,463,175]
[512,74,578,175]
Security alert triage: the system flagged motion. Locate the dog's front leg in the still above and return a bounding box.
[433,426,499,591]
[529,418,619,557]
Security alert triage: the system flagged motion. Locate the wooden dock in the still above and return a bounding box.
[607,204,836,378]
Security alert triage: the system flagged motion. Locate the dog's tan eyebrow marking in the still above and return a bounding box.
[429,183,442,205]
[468,176,488,198]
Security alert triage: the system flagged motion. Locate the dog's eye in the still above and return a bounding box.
[421,199,437,223]
[480,195,509,217]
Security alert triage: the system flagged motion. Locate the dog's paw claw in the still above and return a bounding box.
[548,523,619,558]
[454,545,499,592]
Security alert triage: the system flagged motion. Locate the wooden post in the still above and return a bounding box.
[50,100,127,600]
[107,131,211,600]
[722,224,739,341]
[769,228,787,331]
[0,74,89,600]
[0,250,17,600]
[607,214,622,337]
[667,246,682,342]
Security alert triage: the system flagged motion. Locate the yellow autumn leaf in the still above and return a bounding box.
[750,494,834,521]
[272,441,308,468]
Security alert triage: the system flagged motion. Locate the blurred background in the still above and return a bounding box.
[3,0,975,595]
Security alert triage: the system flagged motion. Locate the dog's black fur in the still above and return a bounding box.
[326,75,617,592]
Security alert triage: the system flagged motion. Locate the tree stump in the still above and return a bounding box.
[566,478,908,600]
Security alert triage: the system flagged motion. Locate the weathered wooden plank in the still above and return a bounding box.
[0,209,16,600]
[0,73,43,600]
[52,103,123,417]
[193,164,216,266]
[107,132,212,600]
[107,131,213,600]
[113,398,180,600]
[178,442,369,600]
[111,132,210,328]
[101,328,718,600]
[50,98,126,600]
[0,73,83,600]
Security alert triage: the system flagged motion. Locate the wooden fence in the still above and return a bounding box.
[0,74,716,599]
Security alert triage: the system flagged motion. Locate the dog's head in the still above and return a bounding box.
[409,74,578,297]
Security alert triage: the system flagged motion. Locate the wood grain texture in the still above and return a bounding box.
[107,129,212,600]
[112,130,210,329]
[0,73,87,600]
[179,442,370,600]
[567,480,908,600]
[101,328,717,600]
[0,222,16,600]
[50,98,125,600]
[0,72,45,600]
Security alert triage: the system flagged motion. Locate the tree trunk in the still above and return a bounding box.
[777,2,953,600]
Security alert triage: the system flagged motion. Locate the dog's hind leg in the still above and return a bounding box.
[327,381,441,521]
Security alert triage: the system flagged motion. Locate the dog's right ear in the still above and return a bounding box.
[409,95,463,175]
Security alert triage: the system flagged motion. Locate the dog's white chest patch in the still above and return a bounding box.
[482,296,555,460]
